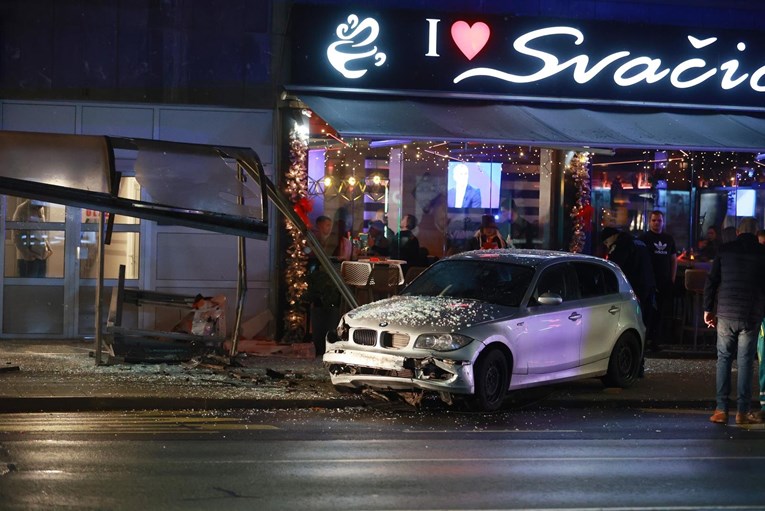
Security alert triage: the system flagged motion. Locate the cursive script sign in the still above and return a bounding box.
[289,6,765,110]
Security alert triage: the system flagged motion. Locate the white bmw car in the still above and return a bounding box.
[324,249,646,412]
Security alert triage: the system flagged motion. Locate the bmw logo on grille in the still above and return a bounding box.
[379,321,388,327]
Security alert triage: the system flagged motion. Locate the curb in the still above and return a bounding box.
[0,396,715,414]
[0,397,367,414]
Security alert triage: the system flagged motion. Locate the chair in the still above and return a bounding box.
[369,264,405,300]
[684,269,711,350]
[340,261,373,305]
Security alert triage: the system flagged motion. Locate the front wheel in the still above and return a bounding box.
[469,348,510,412]
[602,332,641,388]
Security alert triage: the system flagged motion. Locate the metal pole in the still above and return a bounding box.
[229,164,248,357]
[94,210,105,365]
[237,157,357,309]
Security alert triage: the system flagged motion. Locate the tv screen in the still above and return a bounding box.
[447,161,501,209]
[734,189,756,217]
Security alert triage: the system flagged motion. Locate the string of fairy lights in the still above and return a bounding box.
[281,119,764,340]
[309,140,761,193]
[282,121,310,342]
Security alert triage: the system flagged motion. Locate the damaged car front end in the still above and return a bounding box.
[324,311,481,396]
[323,250,646,412]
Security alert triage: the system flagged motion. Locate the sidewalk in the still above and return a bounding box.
[0,339,727,413]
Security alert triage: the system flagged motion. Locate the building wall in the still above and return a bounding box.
[0,99,276,339]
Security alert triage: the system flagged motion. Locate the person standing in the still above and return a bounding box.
[704,217,765,425]
[601,227,656,331]
[366,220,390,257]
[13,199,53,277]
[639,210,677,351]
[757,232,765,422]
[391,214,421,268]
[468,215,507,251]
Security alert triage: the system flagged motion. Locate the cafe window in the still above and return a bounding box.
[591,149,762,257]
[79,177,142,279]
[4,197,65,278]
[307,139,542,260]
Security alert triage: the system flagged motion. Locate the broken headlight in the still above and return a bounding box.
[414,333,474,351]
[327,319,348,343]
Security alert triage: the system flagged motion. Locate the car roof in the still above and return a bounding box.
[443,249,612,271]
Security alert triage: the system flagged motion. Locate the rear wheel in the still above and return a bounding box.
[469,348,510,412]
[602,332,641,388]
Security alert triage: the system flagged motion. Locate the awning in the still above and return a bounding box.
[296,94,765,152]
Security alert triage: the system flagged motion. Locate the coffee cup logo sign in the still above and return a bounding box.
[324,13,765,96]
[326,14,387,79]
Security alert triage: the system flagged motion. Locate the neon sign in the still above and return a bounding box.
[289,6,765,109]
[327,14,387,79]
[448,26,765,92]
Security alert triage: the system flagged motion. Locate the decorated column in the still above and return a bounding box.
[282,122,311,342]
[568,152,592,253]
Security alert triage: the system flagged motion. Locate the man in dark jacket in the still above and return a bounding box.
[602,227,656,379]
[703,217,765,425]
[602,227,656,328]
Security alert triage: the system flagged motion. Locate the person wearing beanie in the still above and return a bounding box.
[468,215,508,251]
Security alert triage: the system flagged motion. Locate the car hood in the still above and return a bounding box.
[345,295,515,332]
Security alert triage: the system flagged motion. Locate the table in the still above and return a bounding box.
[356,258,406,291]
[357,258,407,266]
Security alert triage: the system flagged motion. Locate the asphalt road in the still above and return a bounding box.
[2,405,765,510]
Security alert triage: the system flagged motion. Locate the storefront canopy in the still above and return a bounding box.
[296,94,765,153]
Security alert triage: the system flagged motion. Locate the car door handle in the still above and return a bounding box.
[568,313,582,321]
[608,306,620,314]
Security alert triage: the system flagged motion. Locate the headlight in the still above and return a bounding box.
[327,319,348,344]
[414,333,474,351]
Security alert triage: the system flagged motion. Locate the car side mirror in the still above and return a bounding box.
[537,292,563,305]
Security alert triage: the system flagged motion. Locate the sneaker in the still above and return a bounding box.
[736,412,762,425]
[709,410,728,423]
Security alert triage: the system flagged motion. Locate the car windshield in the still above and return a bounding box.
[402,260,535,307]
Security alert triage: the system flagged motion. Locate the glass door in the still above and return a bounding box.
[1,178,143,339]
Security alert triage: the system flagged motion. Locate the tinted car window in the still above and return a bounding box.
[402,260,534,307]
[574,262,604,298]
[573,262,620,298]
[532,263,571,303]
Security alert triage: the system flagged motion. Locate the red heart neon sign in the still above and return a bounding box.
[451,21,490,61]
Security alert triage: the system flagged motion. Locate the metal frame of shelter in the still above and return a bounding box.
[0,130,354,363]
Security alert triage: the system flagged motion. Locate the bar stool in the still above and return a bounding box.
[340,261,373,305]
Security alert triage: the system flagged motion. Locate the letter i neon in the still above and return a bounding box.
[426,18,440,57]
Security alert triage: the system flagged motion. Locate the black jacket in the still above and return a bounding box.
[606,232,656,303]
[703,233,765,322]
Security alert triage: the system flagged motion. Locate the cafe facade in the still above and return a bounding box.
[284,3,765,260]
[1,1,765,341]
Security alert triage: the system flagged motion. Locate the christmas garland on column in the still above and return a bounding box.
[282,124,310,342]
[569,152,592,253]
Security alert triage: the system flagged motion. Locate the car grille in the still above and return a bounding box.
[353,329,377,346]
[381,332,410,349]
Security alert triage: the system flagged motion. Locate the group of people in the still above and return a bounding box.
[307,213,428,270]
[602,211,765,426]
[601,210,677,354]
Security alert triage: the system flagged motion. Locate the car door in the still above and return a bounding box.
[521,263,582,374]
[573,262,622,366]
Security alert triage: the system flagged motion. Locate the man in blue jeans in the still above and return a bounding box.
[704,217,765,425]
